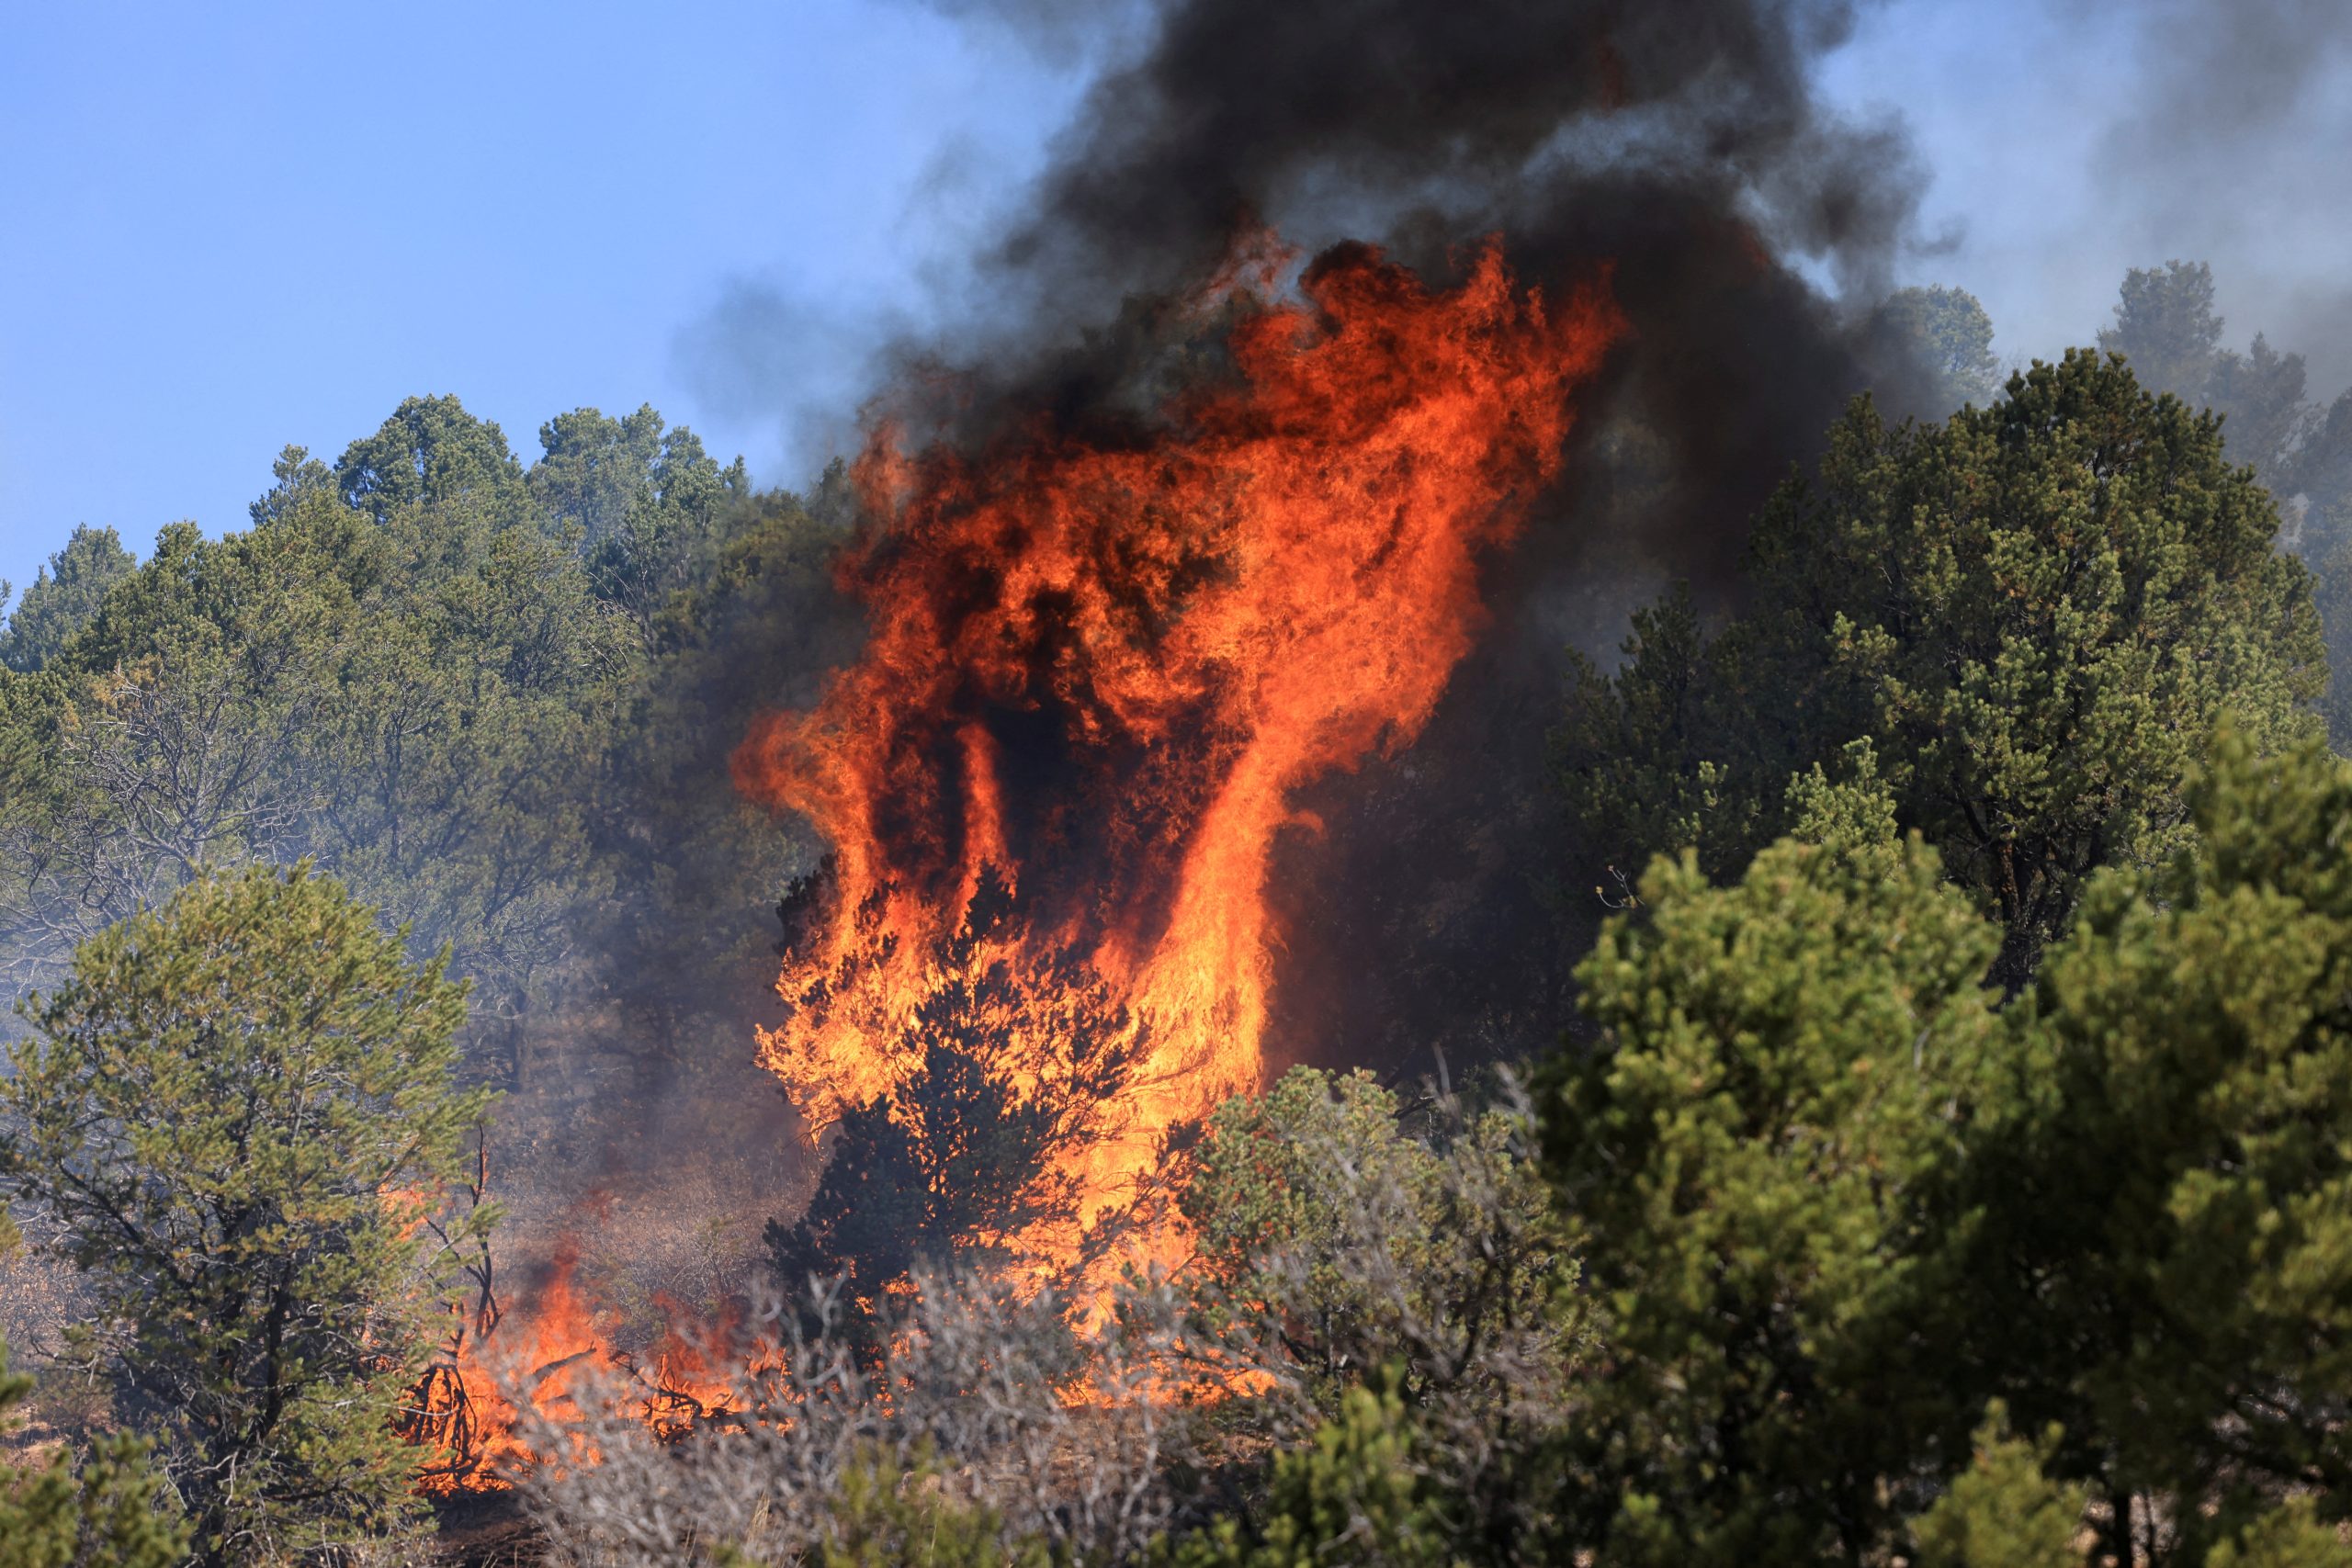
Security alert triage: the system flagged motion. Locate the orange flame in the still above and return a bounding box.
[407,1245,753,1495]
[407,1245,601,1494]
[733,235,1620,1248]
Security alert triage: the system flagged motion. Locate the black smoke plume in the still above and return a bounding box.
[826,0,1945,1071]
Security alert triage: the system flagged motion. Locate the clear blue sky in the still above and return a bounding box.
[0,0,1086,592]
[5,0,2347,595]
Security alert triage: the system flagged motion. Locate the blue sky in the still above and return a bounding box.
[0,0,1087,592]
[4,0,2347,594]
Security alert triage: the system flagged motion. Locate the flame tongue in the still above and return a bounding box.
[734,237,1620,1240]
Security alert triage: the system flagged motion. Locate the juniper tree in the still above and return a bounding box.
[0,525,136,675]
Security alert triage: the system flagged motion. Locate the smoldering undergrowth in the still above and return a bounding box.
[514,1067,1580,1565]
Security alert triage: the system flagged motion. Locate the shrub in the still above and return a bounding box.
[1181,1066,1581,1561]
[518,1269,1272,1566]
[0,1336,187,1568]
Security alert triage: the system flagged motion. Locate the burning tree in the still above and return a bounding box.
[769,870,1158,1356]
[732,238,1622,1249]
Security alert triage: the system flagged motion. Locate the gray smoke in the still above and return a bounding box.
[933,0,1939,591]
[2084,0,2352,390]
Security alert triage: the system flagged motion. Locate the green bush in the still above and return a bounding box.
[0,864,494,1565]
[0,1337,187,1568]
[1159,1377,1463,1568]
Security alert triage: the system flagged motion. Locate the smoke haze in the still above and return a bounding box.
[1828,0,2352,394]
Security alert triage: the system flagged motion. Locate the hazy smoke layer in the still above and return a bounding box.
[2080,0,2352,391]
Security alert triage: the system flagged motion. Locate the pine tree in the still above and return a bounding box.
[1542,732,2352,1565]
[0,864,493,1565]
[1956,730,2352,1562]
[1542,750,2005,1563]
[1557,349,2325,987]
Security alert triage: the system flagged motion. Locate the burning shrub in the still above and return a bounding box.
[522,1066,1582,1565]
[767,871,1162,1357]
[514,1268,1288,1566]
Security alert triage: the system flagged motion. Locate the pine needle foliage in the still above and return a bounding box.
[0,863,493,1565]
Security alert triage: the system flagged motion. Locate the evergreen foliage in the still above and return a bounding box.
[2086,259,2352,750]
[1160,1377,1464,1568]
[1905,1409,2086,1568]
[1958,729,2352,1561]
[333,393,530,527]
[0,392,836,1103]
[0,864,492,1565]
[0,526,137,675]
[1544,731,2352,1566]
[1877,284,2003,409]
[1543,759,2003,1563]
[2098,262,2232,410]
[0,1337,187,1568]
[2202,1503,2352,1568]
[2095,261,2313,504]
[1557,349,2325,986]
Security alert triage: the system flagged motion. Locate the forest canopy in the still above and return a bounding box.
[4,260,2352,1565]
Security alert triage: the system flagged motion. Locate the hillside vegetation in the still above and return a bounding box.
[5,275,2352,1564]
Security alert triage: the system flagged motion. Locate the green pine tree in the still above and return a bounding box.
[1541,752,2004,1564]
[1908,1407,2087,1568]
[1954,729,2352,1563]
[1557,349,2325,987]
[1541,730,2352,1565]
[0,525,137,674]
[0,864,494,1565]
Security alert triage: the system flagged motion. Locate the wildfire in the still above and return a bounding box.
[405,1245,747,1495]
[733,235,1621,1249]
[401,238,1616,1493]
